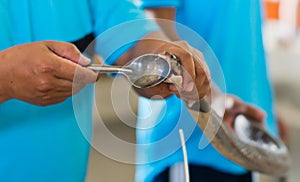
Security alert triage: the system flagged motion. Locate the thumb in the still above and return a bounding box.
[44,40,91,66]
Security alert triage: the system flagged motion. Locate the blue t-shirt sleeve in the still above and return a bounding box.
[89,0,160,65]
[0,4,12,50]
[135,0,181,8]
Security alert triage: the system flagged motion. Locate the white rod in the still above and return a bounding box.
[179,129,190,182]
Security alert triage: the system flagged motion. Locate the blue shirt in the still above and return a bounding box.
[135,0,277,181]
[0,0,156,181]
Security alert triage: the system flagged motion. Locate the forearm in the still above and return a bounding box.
[0,50,11,103]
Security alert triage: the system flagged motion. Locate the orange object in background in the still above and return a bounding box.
[297,2,300,27]
[265,0,280,20]
[265,0,300,28]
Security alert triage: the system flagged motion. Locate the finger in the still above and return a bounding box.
[53,55,97,83]
[179,88,199,100]
[223,112,236,131]
[73,66,98,84]
[45,41,80,61]
[241,105,266,123]
[193,50,211,97]
[93,54,104,65]
[41,91,73,100]
[161,42,196,91]
[277,116,290,145]
[134,83,177,99]
[72,83,87,95]
[193,48,211,84]
[55,79,88,94]
[30,91,72,106]
[92,54,104,81]
[178,76,207,100]
[49,79,73,92]
[45,40,90,65]
[191,48,207,72]
[39,97,69,106]
[198,78,210,99]
[169,84,178,92]
[174,41,196,91]
[42,82,86,100]
[230,97,266,123]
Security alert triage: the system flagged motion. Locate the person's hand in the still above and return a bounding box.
[133,39,211,101]
[0,41,97,106]
[277,114,290,145]
[223,95,266,130]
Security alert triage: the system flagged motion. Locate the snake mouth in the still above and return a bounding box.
[234,115,281,151]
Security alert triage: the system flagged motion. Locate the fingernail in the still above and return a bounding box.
[79,55,91,66]
[185,81,194,92]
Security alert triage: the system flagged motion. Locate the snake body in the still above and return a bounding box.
[163,54,291,176]
[188,100,291,176]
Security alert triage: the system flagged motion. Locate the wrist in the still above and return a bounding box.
[0,50,12,103]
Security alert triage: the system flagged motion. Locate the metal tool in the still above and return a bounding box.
[86,53,171,88]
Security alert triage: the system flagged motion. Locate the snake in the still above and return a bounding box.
[188,100,291,176]
[162,52,291,176]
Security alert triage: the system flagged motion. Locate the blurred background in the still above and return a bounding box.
[85,1,300,181]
